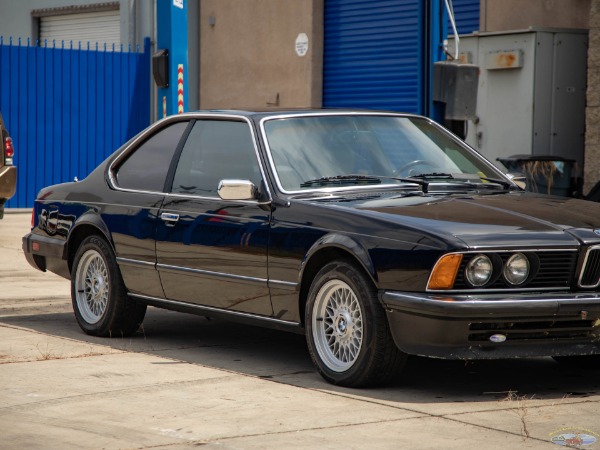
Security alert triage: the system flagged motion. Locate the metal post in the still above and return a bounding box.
[425,0,448,121]
[156,0,189,117]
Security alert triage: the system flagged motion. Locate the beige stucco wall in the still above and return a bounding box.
[480,0,590,32]
[585,0,600,193]
[199,0,323,109]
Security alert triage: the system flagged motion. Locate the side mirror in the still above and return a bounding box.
[506,173,527,190]
[218,179,257,201]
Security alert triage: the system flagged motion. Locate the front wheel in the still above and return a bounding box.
[71,235,146,337]
[305,260,407,387]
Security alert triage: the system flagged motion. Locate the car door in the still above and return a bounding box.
[109,120,190,299]
[155,117,273,316]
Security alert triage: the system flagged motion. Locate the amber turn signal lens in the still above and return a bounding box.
[428,253,463,290]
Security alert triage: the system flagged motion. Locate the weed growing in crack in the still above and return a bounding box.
[35,343,59,361]
[502,390,535,439]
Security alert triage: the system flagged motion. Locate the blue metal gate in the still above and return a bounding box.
[323,0,479,114]
[453,0,480,34]
[323,0,424,114]
[0,37,151,208]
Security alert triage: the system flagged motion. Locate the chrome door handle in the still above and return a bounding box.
[160,212,179,224]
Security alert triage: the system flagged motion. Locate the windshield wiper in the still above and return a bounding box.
[408,172,455,179]
[478,176,515,190]
[411,173,514,191]
[300,174,430,192]
[300,175,383,188]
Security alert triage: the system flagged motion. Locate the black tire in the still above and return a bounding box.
[305,260,407,387]
[553,355,600,369]
[71,235,146,337]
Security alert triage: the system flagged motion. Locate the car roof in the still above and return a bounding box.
[180,108,421,121]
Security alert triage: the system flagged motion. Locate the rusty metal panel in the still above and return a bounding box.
[485,49,524,70]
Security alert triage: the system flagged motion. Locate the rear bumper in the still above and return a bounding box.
[381,291,600,359]
[22,232,70,279]
[0,165,16,200]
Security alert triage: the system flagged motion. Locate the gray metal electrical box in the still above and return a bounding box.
[450,29,588,168]
[433,61,479,120]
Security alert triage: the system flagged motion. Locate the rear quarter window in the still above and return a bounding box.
[116,121,189,192]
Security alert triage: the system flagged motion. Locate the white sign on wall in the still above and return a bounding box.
[173,0,183,9]
[295,33,309,57]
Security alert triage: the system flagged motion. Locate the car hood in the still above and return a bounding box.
[328,191,600,247]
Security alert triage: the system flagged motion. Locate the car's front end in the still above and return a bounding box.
[371,196,600,361]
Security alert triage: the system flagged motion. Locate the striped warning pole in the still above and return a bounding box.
[177,64,184,113]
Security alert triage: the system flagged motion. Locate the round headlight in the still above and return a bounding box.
[465,254,493,287]
[503,253,530,285]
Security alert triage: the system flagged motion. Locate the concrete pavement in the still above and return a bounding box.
[1,212,599,449]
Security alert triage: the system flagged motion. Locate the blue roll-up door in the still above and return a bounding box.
[323,0,424,114]
[453,0,480,34]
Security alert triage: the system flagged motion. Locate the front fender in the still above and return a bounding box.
[300,232,377,284]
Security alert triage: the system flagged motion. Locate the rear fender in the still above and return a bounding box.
[67,213,114,263]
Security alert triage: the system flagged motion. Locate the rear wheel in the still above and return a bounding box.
[71,235,146,337]
[305,260,407,387]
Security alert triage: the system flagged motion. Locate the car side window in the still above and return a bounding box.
[171,120,261,197]
[116,121,189,192]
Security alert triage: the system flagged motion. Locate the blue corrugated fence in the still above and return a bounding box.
[0,37,151,208]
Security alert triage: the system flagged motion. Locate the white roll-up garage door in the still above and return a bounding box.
[40,10,120,49]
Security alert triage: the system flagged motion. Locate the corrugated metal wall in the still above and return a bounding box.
[323,0,480,113]
[0,38,151,208]
[323,0,424,113]
[453,0,480,34]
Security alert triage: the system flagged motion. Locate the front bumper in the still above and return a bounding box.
[381,291,600,359]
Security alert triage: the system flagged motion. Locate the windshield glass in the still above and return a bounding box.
[263,115,504,192]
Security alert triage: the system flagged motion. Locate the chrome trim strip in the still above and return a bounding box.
[116,257,155,268]
[382,290,600,315]
[107,113,272,202]
[268,279,298,289]
[428,286,573,294]
[157,263,268,284]
[578,244,600,288]
[436,248,578,254]
[258,111,511,195]
[130,293,300,327]
[116,259,296,288]
[164,192,271,206]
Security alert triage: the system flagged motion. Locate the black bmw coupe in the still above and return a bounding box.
[23,110,600,387]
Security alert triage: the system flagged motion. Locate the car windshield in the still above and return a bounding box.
[263,114,504,192]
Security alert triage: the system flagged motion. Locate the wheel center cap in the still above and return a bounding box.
[335,311,353,336]
[92,275,105,296]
